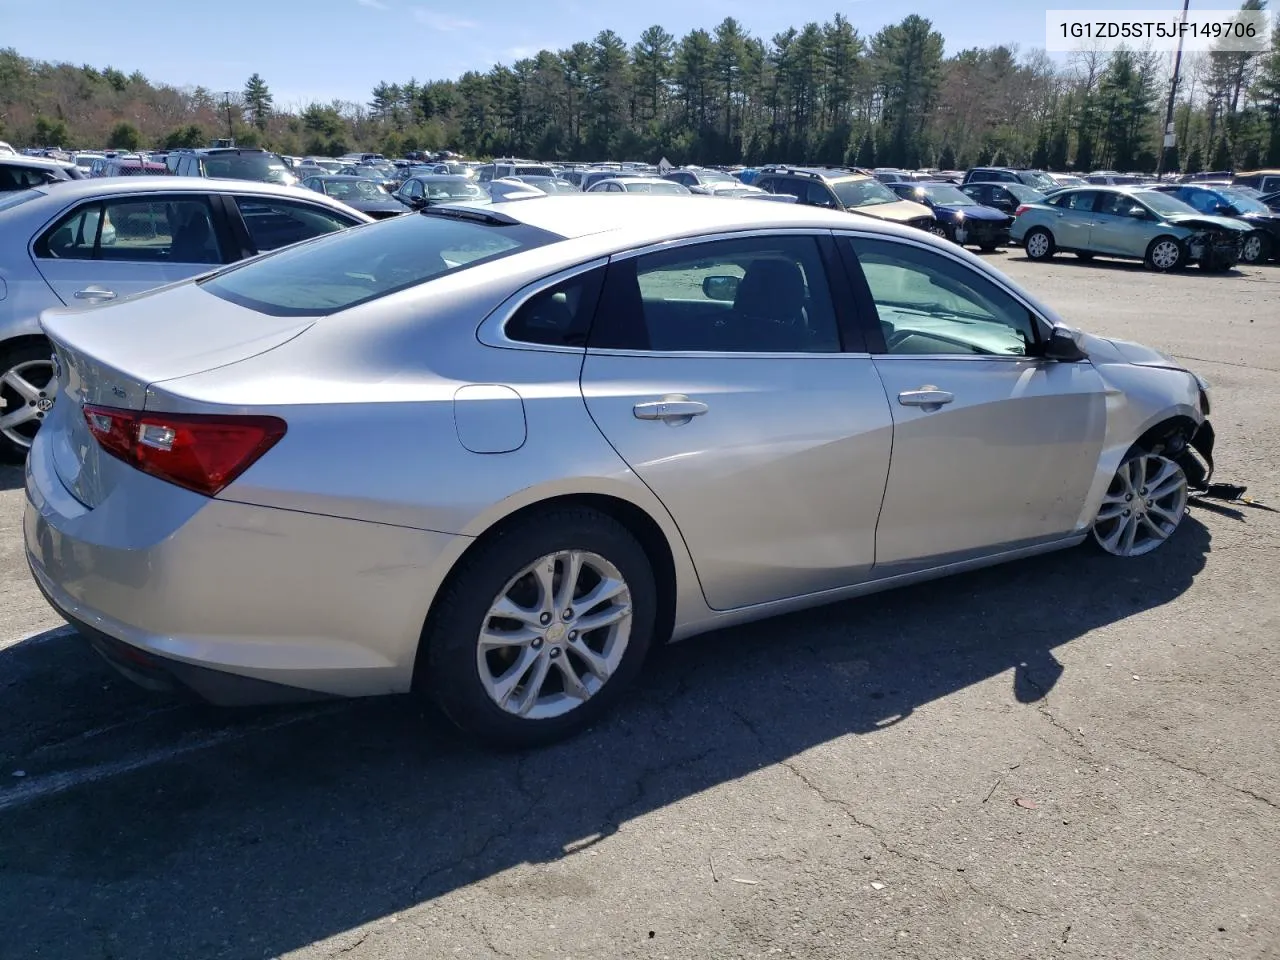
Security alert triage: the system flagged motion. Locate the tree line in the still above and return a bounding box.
[2,2,1278,173]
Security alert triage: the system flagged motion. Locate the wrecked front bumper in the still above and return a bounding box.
[1186,234,1241,268]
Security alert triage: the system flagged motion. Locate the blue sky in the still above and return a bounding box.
[2,0,1241,108]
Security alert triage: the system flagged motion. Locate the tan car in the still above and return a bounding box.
[753,166,936,230]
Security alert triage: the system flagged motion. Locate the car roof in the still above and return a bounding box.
[0,155,76,170]
[463,193,923,244]
[407,174,476,182]
[2,177,372,218]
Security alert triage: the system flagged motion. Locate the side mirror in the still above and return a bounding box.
[1216,204,1237,216]
[1127,205,1148,219]
[702,275,741,301]
[1043,325,1088,362]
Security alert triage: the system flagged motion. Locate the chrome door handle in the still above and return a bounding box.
[898,387,954,408]
[632,396,708,422]
[74,287,116,301]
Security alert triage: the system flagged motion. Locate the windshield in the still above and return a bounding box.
[1003,184,1046,203]
[697,170,736,184]
[831,178,901,208]
[204,153,292,184]
[1135,190,1199,217]
[623,181,690,195]
[424,179,487,200]
[201,214,559,317]
[919,184,976,205]
[519,177,578,194]
[312,160,342,173]
[1218,188,1270,214]
[324,179,390,200]
[1019,171,1057,191]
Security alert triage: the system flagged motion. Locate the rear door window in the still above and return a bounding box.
[233,197,359,253]
[34,197,224,264]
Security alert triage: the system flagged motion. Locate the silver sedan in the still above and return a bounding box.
[26,195,1218,747]
[0,178,371,461]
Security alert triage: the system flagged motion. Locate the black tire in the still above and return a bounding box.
[0,339,55,464]
[1075,252,1094,261]
[1023,227,1055,261]
[1144,235,1185,272]
[928,223,952,242]
[419,507,657,748]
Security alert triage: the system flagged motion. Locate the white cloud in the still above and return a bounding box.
[412,9,479,30]
[356,0,389,8]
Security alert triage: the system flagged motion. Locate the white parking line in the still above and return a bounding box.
[0,706,344,814]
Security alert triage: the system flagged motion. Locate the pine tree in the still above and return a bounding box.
[242,74,273,132]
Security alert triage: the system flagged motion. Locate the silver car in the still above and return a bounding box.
[0,178,372,460]
[26,195,1219,747]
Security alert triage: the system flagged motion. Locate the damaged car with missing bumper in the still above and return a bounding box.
[1011,184,1250,271]
[24,196,1234,748]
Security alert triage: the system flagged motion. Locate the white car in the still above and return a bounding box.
[586,177,692,195]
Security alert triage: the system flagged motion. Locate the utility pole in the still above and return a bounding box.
[218,92,236,142]
[1156,0,1192,180]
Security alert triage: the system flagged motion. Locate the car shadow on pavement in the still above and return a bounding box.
[0,519,1211,959]
[0,465,25,492]
[1014,254,1246,277]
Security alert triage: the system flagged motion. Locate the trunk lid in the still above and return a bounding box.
[41,282,313,508]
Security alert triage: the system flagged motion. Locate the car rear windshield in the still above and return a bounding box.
[204,153,291,183]
[199,212,561,317]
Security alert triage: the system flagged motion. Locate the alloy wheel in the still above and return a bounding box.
[1150,240,1181,270]
[1241,234,1263,263]
[1026,232,1051,258]
[477,550,633,720]
[929,224,949,239]
[1092,453,1188,557]
[0,359,57,450]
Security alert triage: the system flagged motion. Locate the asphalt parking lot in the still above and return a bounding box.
[1,252,1277,960]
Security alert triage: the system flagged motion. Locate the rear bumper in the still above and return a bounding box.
[24,430,466,703]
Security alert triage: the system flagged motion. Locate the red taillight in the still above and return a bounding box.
[1013,204,1030,217]
[83,404,286,497]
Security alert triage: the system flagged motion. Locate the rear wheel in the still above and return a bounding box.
[1145,236,1184,272]
[1024,228,1055,261]
[0,340,56,464]
[420,507,657,748]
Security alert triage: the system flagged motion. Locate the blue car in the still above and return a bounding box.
[888,181,1013,251]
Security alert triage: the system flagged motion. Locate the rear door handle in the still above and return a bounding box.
[898,387,954,408]
[74,287,116,301]
[633,396,708,422]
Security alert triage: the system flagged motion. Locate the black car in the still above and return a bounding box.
[1152,183,1280,264]
[0,156,84,192]
[393,174,490,209]
[300,175,407,219]
[961,167,1058,192]
[960,181,1048,215]
[1260,191,1280,213]
[887,181,1013,250]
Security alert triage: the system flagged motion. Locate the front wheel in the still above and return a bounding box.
[420,507,657,748]
[0,340,57,464]
[1145,236,1184,272]
[1240,232,1268,265]
[1092,452,1189,557]
[1024,228,1055,261]
[929,223,951,242]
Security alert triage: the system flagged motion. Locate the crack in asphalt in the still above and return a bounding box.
[735,709,1058,925]
[1117,742,1280,812]
[1172,354,1280,375]
[329,929,372,957]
